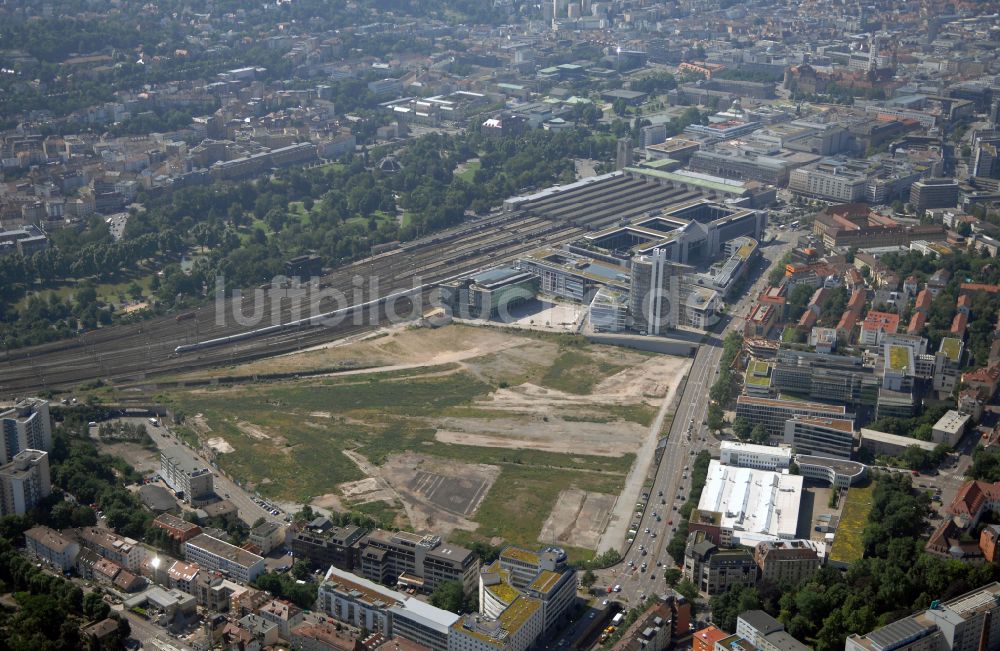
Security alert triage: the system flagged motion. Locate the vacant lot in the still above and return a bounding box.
[539,489,617,550]
[162,324,690,550]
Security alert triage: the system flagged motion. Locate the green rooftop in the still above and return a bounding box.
[887,345,910,372]
[939,337,962,363]
[829,482,875,566]
[745,361,772,386]
[486,580,519,604]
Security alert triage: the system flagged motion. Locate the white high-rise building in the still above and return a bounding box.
[0,398,52,464]
[0,449,51,516]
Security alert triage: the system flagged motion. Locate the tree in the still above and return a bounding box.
[732,417,752,440]
[710,585,761,632]
[750,424,769,445]
[296,505,315,523]
[675,580,699,610]
[580,569,597,588]
[429,580,466,613]
[291,559,311,580]
[707,403,725,432]
[663,568,681,586]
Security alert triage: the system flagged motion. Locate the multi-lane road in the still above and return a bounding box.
[594,230,800,611]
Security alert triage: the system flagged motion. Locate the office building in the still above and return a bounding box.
[360,530,480,594]
[796,456,866,489]
[737,611,810,651]
[782,415,856,459]
[160,450,214,504]
[770,349,878,405]
[719,441,791,471]
[846,582,1000,651]
[932,410,970,447]
[291,523,366,572]
[934,338,964,396]
[752,541,821,586]
[629,248,683,335]
[25,525,80,571]
[480,546,576,632]
[909,178,960,211]
[0,398,51,464]
[789,161,868,202]
[859,428,938,458]
[812,204,946,250]
[439,267,538,320]
[688,148,799,186]
[589,287,628,333]
[682,531,757,596]
[185,533,265,584]
[450,596,543,651]
[318,566,458,651]
[249,521,284,555]
[735,395,849,438]
[0,449,50,516]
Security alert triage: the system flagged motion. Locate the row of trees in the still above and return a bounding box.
[665,451,713,562]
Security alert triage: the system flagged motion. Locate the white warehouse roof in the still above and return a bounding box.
[697,460,803,546]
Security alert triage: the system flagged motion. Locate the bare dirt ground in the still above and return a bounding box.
[434,418,645,457]
[338,450,398,505]
[377,452,501,537]
[96,441,160,474]
[234,420,272,441]
[171,323,532,379]
[206,437,235,454]
[539,489,617,549]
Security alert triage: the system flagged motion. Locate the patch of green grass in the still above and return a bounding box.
[172,425,200,450]
[469,465,625,548]
[541,350,626,395]
[19,273,156,310]
[562,404,657,427]
[829,481,876,566]
[351,500,402,529]
[455,160,481,183]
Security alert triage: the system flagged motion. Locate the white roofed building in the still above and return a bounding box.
[694,460,803,548]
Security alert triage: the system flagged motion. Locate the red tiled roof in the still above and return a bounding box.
[951,311,969,335]
[948,481,1000,519]
[861,310,900,333]
[914,289,932,312]
[907,311,926,334]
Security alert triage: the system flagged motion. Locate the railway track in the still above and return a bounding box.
[0,211,583,396]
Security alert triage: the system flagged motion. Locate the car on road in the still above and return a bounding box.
[668,519,673,525]
[613,585,621,592]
